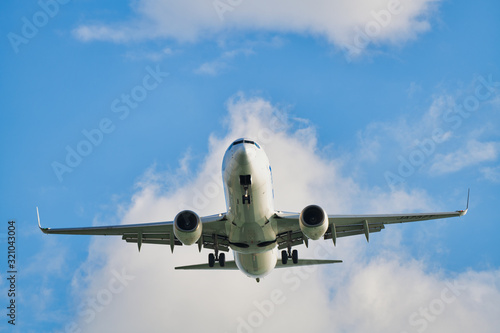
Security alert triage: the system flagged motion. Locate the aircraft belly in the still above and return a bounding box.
[229,222,276,254]
[223,141,277,269]
[235,249,277,278]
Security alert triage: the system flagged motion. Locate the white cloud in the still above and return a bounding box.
[73,0,440,57]
[354,74,500,189]
[407,81,423,98]
[480,165,500,183]
[64,94,500,333]
[430,140,500,175]
[357,94,455,158]
[325,257,500,333]
[194,60,225,76]
[124,46,174,61]
[194,47,254,75]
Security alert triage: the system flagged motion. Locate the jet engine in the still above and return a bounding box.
[299,205,328,240]
[174,210,202,245]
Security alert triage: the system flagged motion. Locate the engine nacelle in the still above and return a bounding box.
[174,210,202,245]
[299,205,328,240]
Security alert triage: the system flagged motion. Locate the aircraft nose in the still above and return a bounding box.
[234,145,256,166]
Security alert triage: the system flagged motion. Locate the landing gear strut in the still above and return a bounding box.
[208,234,225,267]
[281,230,299,265]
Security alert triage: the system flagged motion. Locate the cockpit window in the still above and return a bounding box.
[230,139,260,149]
[233,139,244,145]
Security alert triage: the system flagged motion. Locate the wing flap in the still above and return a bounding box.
[276,230,304,250]
[324,223,385,240]
[123,235,183,246]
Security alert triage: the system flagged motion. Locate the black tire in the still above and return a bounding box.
[292,249,298,264]
[281,250,288,265]
[219,253,226,267]
[208,253,215,267]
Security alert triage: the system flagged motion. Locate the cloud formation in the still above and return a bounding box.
[194,48,254,76]
[73,0,439,57]
[62,94,500,333]
[430,140,500,175]
[355,75,500,188]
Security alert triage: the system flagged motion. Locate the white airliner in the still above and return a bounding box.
[38,138,468,282]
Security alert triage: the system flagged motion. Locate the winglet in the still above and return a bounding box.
[467,188,470,210]
[37,207,49,233]
[457,188,469,217]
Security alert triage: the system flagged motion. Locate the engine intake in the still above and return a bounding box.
[299,205,328,240]
[174,210,202,245]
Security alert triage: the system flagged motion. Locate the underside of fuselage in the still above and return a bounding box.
[222,138,278,278]
[234,249,277,278]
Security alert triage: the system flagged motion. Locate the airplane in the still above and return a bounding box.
[38,138,469,282]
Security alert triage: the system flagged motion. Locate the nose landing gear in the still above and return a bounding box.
[240,175,252,204]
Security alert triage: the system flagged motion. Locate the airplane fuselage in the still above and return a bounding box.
[222,139,278,278]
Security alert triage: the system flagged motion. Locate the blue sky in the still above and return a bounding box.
[1,0,500,332]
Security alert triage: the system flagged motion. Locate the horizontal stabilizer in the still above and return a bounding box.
[175,259,342,271]
[175,261,239,270]
[276,259,342,268]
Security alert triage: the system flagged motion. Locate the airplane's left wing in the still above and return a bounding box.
[273,203,467,249]
[37,208,229,253]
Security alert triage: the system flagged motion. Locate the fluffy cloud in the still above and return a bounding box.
[73,0,440,57]
[67,95,499,333]
[325,256,500,333]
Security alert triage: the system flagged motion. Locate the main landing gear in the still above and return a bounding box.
[281,249,298,265]
[208,234,225,268]
[208,252,225,267]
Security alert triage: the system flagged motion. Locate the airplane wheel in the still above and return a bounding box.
[219,253,225,267]
[281,250,288,265]
[292,249,298,264]
[208,253,215,267]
